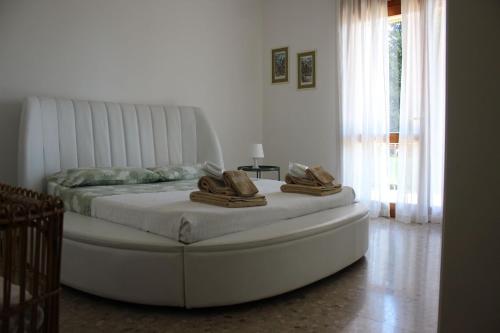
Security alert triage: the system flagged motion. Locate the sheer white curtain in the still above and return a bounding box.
[339,0,390,217]
[396,0,446,223]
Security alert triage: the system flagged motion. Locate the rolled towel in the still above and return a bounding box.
[305,165,335,185]
[285,174,320,187]
[202,161,224,180]
[222,170,259,197]
[198,176,236,196]
[288,162,309,178]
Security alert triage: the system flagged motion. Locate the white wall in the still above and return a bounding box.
[438,0,500,331]
[0,0,263,184]
[262,0,340,177]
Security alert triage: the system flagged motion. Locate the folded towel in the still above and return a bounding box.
[288,162,309,178]
[202,161,224,180]
[190,191,267,208]
[281,183,342,196]
[305,165,335,185]
[198,176,236,196]
[222,170,259,197]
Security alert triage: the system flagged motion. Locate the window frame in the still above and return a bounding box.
[388,0,401,16]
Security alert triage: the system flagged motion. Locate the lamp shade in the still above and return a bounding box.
[251,144,264,159]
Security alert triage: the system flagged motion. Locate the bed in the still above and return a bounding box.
[18,96,369,308]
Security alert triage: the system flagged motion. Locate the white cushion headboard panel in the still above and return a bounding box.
[18,97,224,191]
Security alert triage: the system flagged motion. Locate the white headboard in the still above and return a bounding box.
[18,96,224,192]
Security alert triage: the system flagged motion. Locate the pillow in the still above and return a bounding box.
[149,164,206,181]
[48,167,162,188]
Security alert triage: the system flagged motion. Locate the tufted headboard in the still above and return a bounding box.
[18,97,224,192]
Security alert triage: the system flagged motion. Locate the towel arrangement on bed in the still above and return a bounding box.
[190,163,267,208]
[281,162,342,196]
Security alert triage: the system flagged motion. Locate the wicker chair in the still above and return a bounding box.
[0,184,64,332]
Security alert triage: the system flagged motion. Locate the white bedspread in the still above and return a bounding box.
[91,179,356,244]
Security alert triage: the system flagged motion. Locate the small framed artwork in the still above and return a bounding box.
[297,50,316,89]
[272,47,289,84]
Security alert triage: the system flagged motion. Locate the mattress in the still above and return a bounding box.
[50,180,356,244]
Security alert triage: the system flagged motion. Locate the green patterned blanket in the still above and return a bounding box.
[48,179,199,216]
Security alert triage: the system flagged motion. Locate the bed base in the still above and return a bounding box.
[61,204,368,308]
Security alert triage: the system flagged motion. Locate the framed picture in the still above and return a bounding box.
[297,50,316,89]
[272,47,289,84]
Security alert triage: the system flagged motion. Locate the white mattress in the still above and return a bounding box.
[91,179,356,243]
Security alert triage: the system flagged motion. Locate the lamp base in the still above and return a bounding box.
[253,158,260,169]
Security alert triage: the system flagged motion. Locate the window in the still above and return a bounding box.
[389,15,402,134]
[388,2,402,217]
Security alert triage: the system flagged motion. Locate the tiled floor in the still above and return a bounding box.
[60,219,442,332]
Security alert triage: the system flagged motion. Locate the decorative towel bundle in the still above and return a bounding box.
[282,162,342,196]
[191,165,266,208]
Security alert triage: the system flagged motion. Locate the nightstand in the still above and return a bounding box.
[237,165,281,181]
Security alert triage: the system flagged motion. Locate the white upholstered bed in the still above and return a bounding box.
[18,96,369,308]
